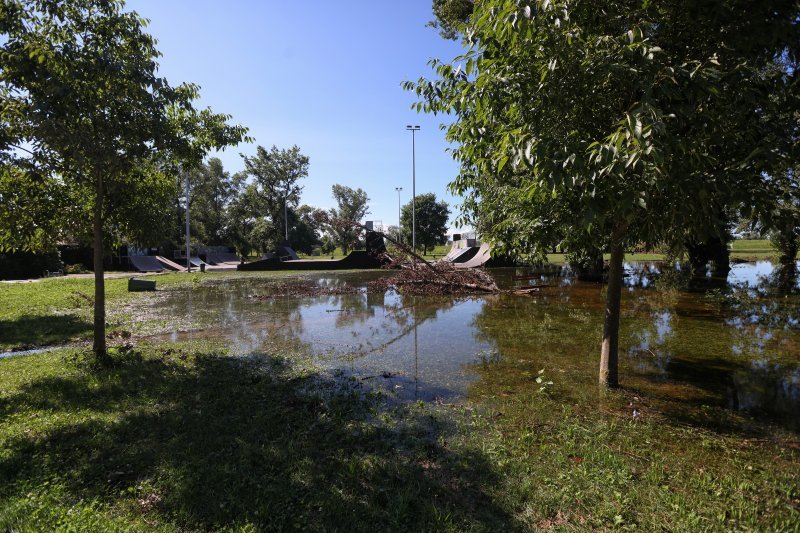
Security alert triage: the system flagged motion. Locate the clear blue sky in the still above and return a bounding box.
[125,0,468,232]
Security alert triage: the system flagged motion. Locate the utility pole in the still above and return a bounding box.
[185,172,191,272]
[395,186,403,244]
[406,125,420,268]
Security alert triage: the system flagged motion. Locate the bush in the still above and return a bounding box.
[0,250,64,280]
[64,263,89,275]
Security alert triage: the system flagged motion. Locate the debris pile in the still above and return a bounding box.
[368,262,499,295]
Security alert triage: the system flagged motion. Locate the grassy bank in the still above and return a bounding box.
[0,271,294,351]
[0,343,797,530]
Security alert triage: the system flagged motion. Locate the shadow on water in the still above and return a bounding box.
[131,265,800,434]
[0,351,517,530]
[143,273,495,403]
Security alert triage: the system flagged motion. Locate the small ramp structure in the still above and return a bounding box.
[188,257,206,268]
[454,242,492,268]
[156,256,187,272]
[275,246,300,260]
[129,255,165,273]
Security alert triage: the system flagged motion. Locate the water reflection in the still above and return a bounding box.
[148,273,494,402]
[139,263,800,430]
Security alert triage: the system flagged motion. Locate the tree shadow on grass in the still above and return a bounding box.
[0,314,92,350]
[0,349,520,531]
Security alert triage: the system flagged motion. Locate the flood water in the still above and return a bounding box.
[141,262,800,431]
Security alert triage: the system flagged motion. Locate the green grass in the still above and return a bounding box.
[0,344,512,531]
[0,273,799,529]
[0,271,300,351]
[0,343,797,530]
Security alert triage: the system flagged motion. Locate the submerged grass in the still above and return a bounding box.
[1,265,799,530]
[0,271,308,351]
[0,341,797,530]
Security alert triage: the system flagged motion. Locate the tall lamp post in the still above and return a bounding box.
[185,172,191,272]
[284,186,289,244]
[406,125,420,267]
[395,186,403,244]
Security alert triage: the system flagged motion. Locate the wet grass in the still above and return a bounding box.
[1,339,797,530]
[0,271,315,351]
[0,343,514,531]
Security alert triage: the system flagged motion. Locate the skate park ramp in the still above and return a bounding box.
[450,245,480,264]
[129,256,165,272]
[188,257,206,268]
[275,246,300,260]
[238,251,385,271]
[454,243,492,268]
[156,256,187,271]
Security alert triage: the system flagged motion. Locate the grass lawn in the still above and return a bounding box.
[0,272,798,529]
[0,271,298,352]
[0,341,797,530]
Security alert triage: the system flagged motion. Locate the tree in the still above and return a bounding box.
[328,184,369,254]
[410,0,798,386]
[290,205,325,254]
[222,172,259,258]
[241,145,308,251]
[0,0,248,361]
[189,158,235,246]
[400,193,450,254]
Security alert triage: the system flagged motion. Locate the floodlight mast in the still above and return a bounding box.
[405,125,420,268]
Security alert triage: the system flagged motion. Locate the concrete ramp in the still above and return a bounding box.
[156,256,187,272]
[215,252,241,264]
[275,246,299,260]
[454,243,492,268]
[189,257,206,267]
[129,256,164,272]
[450,246,480,264]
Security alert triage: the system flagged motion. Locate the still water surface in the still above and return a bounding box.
[145,262,800,430]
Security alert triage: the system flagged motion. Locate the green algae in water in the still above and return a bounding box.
[130,264,800,430]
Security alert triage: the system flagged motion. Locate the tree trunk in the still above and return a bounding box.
[93,173,108,363]
[599,224,626,388]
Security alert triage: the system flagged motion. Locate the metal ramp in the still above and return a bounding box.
[129,256,164,272]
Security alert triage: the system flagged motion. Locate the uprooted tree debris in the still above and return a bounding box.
[246,221,555,299]
[248,263,499,300]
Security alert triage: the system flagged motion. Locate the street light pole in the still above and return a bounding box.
[284,186,289,244]
[395,186,403,244]
[406,125,420,268]
[185,172,191,272]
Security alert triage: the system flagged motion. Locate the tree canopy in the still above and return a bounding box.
[328,184,370,254]
[241,145,308,250]
[401,192,450,254]
[410,0,799,385]
[0,0,248,359]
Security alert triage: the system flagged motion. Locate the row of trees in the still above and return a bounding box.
[181,152,451,257]
[414,0,799,387]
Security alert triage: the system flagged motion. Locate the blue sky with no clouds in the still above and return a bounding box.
[124,0,468,231]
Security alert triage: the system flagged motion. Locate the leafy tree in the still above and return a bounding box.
[0,0,248,361]
[222,173,259,258]
[409,0,798,386]
[242,145,308,251]
[290,205,325,254]
[400,193,450,254]
[328,184,370,254]
[428,0,474,40]
[188,158,236,246]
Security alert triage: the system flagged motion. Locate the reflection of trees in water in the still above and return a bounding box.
[729,363,800,426]
[473,278,800,428]
[471,290,599,380]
